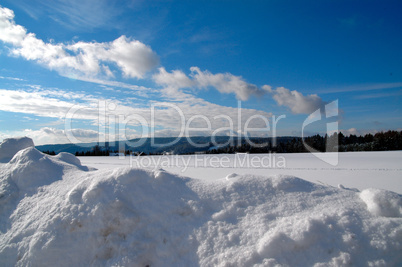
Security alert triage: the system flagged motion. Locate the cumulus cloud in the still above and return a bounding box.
[263,86,326,114]
[67,36,159,79]
[153,67,270,101]
[0,7,26,45]
[0,6,159,80]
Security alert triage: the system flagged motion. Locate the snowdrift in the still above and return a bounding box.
[0,138,401,266]
[0,137,34,163]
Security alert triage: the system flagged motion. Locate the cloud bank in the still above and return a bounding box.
[0,88,273,144]
[154,67,325,114]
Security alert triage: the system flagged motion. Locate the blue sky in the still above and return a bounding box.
[0,0,401,145]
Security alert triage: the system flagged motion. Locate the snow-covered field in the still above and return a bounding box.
[1,137,402,266]
[79,151,402,194]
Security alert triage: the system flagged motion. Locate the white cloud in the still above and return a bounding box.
[0,7,26,45]
[27,127,101,145]
[264,86,326,114]
[153,67,194,89]
[153,66,270,101]
[0,75,25,81]
[0,6,159,80]
[67,36,159,79]
[0,89,90,119]
[190,67,266,101]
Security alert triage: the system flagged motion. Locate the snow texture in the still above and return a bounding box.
[360,189,402,218]
[0,138,401,266]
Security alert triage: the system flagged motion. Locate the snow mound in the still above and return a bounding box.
[360,188,402,217]
[54,152,83,167]
[0,137,34,163]
[1,166,401,266]
[7,147,89,191]
[1,168,199,266]
[0,147,91,219]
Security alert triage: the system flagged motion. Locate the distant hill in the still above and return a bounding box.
[36,136,295,155]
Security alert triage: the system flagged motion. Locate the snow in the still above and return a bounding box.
[79,151,402,194]
[0,136,34,163]
[360,189,402,217]
[1,138,402,266]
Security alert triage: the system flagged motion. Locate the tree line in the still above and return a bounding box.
[207,130,402,154]
[41,130,402,156]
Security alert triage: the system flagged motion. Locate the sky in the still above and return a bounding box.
[0,0,401,145]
